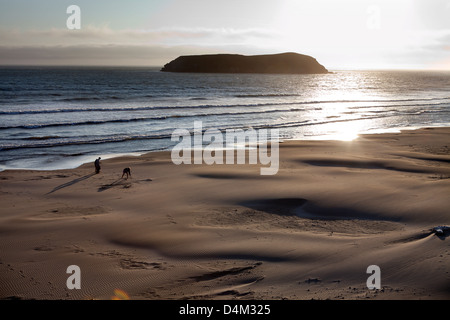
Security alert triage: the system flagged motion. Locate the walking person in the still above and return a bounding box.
[94,157,101,174]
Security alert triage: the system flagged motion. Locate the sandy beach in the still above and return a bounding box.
[0,127,449,300]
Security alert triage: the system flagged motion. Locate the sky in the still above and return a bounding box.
[0,0,449,69]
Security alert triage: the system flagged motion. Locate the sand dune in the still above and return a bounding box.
[0,127,449,300]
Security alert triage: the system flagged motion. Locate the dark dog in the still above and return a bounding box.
[122,167,131,179]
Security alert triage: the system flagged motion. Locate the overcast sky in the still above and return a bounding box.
[0,0,449,69]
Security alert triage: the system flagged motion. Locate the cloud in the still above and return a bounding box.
[0,25,279,66]
[388,30,450,69]
[0,44,213,66]
[0,26,277,47]
[0,43,271,67]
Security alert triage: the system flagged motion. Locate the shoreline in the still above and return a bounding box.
[1,124,449,173]
[0,126,449,300]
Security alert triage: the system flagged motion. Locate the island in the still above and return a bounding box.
[160,52,329,74]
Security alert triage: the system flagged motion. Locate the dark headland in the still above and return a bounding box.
[160,52,328,74]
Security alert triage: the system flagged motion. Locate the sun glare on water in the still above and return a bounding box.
[312,120,365,141]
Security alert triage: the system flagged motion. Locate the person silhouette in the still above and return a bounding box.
[94,157,101,174]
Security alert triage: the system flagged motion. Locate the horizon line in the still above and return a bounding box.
[0,64,449,72]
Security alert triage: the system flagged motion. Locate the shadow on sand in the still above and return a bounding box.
[98,178,131,192]
[46,172,96,194]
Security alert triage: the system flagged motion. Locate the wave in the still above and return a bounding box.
[1,102,448,131]
[60,96,123,102]
[347,101,450,110]
[0,114,400,151]
[22,136,62,140]
[0,133,174,151]
[0,108,309,130]
[235,93,302,98]
[190,97,209,101]
[0,117,163,130]
[60,97,101,102]
[3,102,449,132]
[0,103,282,115]
[1,97,449,116]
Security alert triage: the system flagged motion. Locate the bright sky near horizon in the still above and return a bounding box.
[0,0,449,69]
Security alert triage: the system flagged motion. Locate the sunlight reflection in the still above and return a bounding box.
[301,72,382,141]
[333,129,360,141]
[308,120,369,141]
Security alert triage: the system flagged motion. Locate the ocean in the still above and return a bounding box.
[0,67,449,171]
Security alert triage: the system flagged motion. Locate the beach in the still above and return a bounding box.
[0,127,449,300]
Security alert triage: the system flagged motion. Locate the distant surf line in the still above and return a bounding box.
[1,97,448,115]
[0,103,447,131]
[0,114,400,151]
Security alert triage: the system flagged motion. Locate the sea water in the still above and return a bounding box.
[0,67,449,170]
